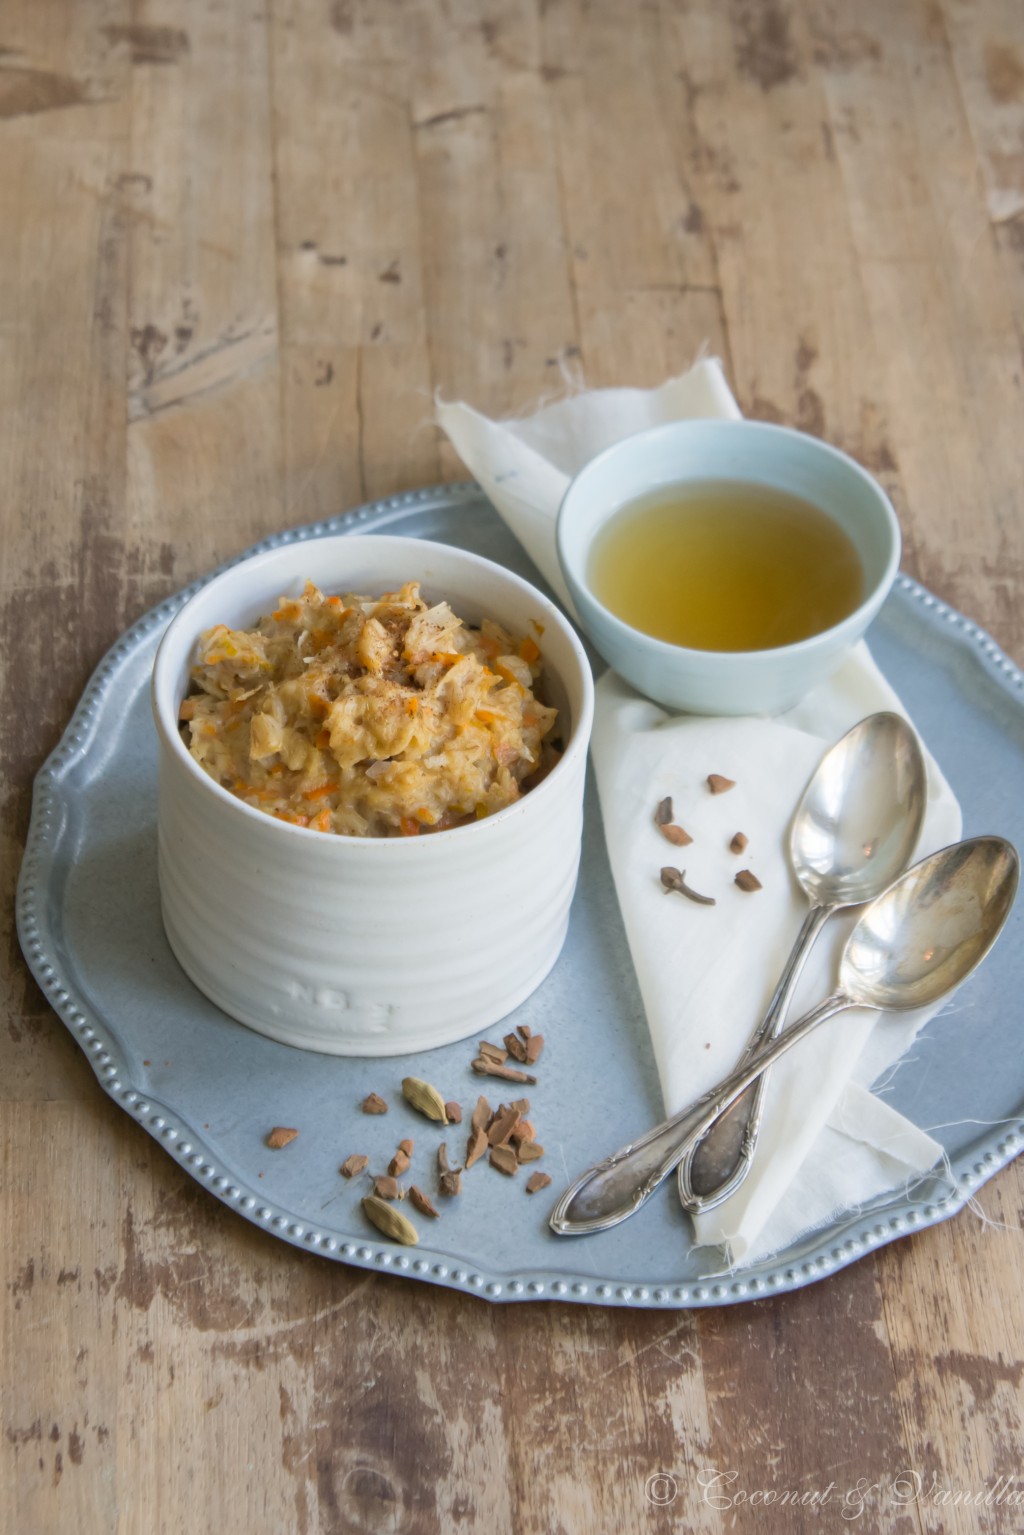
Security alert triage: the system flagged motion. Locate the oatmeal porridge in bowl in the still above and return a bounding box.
[152,535,594,1055]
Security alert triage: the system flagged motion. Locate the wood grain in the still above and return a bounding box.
[3,2,1024,1531]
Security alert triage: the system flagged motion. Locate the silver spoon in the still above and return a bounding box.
[550,836,1019,1237]
[678,711,927,1215]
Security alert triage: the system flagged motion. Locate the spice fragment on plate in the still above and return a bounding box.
[465,1126,489,1168]
[362,1194,418,1245]
[729,832,749,854]
[409,1186,440,1219]
[340,1153,369,1178]
[373,1174,403,1200]
[654,796,674,827]
[266,1126,298,1149]
[707,773,735,795]
[489,1145,518,1176]
[471,1057,537,1085]
[526,1171,552,1194]
[444,1101,462,1124]
[437,1143,462,1197]
[401,1076,449,1122]
[487,1105,521,1146]
[735,869,763,893]
[470,1095,491,1134]
[361,1092,388,1115]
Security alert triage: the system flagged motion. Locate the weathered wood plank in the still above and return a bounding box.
[124,0,282,573]
[878,1173,1024,1535]
[1,1104,122,1535]
[0,1,131,1097]
[815,0,1024,659]
[270,0,440,514]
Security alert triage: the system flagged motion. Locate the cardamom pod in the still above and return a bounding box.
[361,1194,419,1246]
[401,1076,449,1122]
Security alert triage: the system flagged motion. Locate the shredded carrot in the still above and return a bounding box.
[201,722,218,738]
[414,806,436,825]
[316,727,331,748]
[273,810,309,827]
[399,817,421,837]
[273,601,303,622]
[405,696,420,715]
[301,781,336,802]
[474,709,498,724]
[519,636,541,664]
[311,808,332,833]
[430,651,462,666]
[236,781,279,801]
[326,595,345,610]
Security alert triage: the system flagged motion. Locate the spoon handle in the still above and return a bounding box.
[678,902,834,1214]
[550,990,853,1237]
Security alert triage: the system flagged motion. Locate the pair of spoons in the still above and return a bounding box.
[680,709,927,1213]
[551,714,1019,1237]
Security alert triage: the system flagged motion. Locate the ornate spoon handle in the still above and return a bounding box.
[678,902,833,1213]
[550,990,854,1237]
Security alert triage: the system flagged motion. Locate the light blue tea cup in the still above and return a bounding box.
[556,419,901,715]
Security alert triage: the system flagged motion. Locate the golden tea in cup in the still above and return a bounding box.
[587,480,864,653]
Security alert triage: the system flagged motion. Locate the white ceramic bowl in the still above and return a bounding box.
[152,535,594,1055]
[556,420,901,715]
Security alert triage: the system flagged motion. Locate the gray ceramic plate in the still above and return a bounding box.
[16,485,1024,1307]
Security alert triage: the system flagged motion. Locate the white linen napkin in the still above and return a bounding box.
[438,361,962,1264]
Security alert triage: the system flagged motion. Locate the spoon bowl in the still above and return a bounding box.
[842,834,1019,1011]
[791,710,926,906]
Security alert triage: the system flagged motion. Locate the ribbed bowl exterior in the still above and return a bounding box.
[152,536,594,1055]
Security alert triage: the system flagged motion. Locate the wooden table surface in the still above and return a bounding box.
[4,1,1024,1531]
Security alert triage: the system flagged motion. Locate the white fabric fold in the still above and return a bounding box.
[437,360,962,1264]
[591,659,961,1261]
